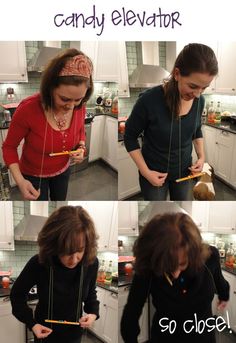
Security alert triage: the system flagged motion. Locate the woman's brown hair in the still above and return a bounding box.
[37,205,98,266]
[164,43,218,117]
[133,212,210,277]
[40,48,94,110]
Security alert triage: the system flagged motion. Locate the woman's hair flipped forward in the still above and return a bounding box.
[164,43,218,116]
[133,212,210,277]
[38,205,98,266]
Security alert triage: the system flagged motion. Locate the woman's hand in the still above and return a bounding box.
[189,158,204,174]
[143,169,168,187]
[217,300,228,311]
[18,179,40,200]
[79,314,97,328]
[32,324,53,339]
[70,148,85,164]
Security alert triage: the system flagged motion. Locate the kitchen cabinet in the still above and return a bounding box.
[166,41,236,94]
[202,125,217,167]
[80,41,129,96]
[230,137,236,188]
[89,115,105,162]
[208,202,236,234]
[0,202,14,250]
[118,285,149,343]
[68,201,117,252]
[118,141,140,200]
[118,42,130,98]
[191,202,209,232]
[102,116,118,170]
[222,271,236,333]
[0,129,24,187]
[0,299,25,343]
[90,287,118,343]
[118,201,139,236]
[0,42,28,82]
[202,125,236,187]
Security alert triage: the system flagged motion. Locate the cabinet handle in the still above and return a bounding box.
[8,242,12,245]
[103,304,107,307]
[124,90,127,93]
[232,88,235,91]
[21,74,25,77]
[234,291,236,295]
[104,245,108,248]
[215,142,218,145]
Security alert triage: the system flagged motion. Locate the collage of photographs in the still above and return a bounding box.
[0,40,236,343]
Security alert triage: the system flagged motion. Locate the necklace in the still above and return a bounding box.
[53,112,69,130]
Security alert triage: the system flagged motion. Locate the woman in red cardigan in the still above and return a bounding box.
[2,48,93,200]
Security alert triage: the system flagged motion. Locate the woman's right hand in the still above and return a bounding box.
[32,324,53,339]
[18,179,40,200]
[142,169,168,187]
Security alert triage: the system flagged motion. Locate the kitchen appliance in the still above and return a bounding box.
[28,41,62,72]
[129,42,170,88]
[70,111,94,173]
[139,201,187,230]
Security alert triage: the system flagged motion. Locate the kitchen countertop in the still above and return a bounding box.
[221,265,236,276]
[94,112,118,119]
[203,119,236,134]
[96,281,118,293]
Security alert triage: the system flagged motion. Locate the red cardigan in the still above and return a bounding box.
[2,93,86,176]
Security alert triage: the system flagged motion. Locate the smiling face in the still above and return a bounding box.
[52,83,88,113]
[59,233,85,269]
[174,68,214,101]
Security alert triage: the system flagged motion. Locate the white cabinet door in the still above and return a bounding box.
[118,141,140,200]
[0,202,14,250]
[0,42,28,82]
[96,42,119,82]
[216,42,236,94]
[229,135,236,188]
[222,271,236,333]
[0,300,25,343]
[102,116,118,170]
[68,201,116,251]
[108,202,118,252]
[214,130,234,182]
[118,201,138,236]
[208,202,236,234]
[118,42,130,98]
[102,292,118,343]
[202,125,217,167]
[89,287,106,337]
[191,202,209,231]
[89,115,105,162]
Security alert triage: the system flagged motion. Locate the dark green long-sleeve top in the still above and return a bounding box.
[124,85,205,180]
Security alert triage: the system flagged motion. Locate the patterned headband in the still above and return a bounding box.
[59,55,93,78]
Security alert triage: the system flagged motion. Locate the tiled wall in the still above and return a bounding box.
[0,201,57,277]
[119,41,236,117]
[0,41,117,109]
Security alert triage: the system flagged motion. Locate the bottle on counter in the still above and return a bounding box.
[207,101,215,123]
[111,91,119,114]
[105,260,113,284]
[97,259,106,283]
[215,101,222,124]
[225,243,235,268]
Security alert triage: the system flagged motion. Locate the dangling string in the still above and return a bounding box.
[178,116,182,179]
[38,112,49,193]
[166,111,175,174]
[76,264,84,322]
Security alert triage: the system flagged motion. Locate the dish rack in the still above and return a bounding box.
[0,164,10,200]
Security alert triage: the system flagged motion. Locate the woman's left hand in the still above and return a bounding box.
[189,158,204,174]
[217,300,228,311]
[79,314,97,328]
[70,149,85,164]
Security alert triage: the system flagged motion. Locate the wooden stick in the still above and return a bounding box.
[49,149,82,157]
[45,319,80,326]
[175,172,206,183]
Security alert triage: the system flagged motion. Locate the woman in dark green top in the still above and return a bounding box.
[124,43,218,200]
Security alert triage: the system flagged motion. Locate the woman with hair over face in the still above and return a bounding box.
[121,212,229,343]
[10,205,99,343]
[2,48,93,200]
[124,43,218,200]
